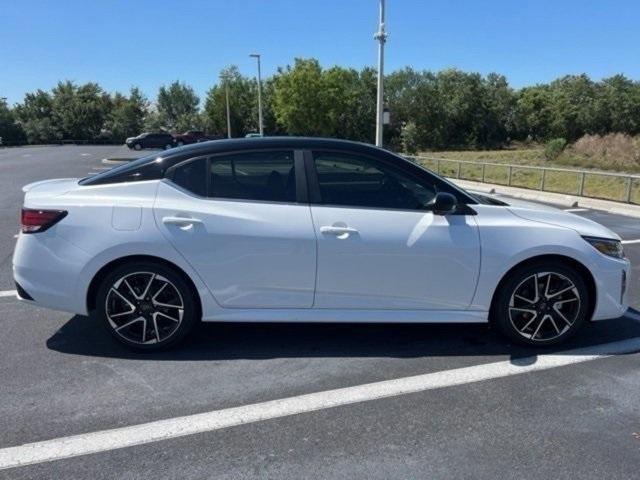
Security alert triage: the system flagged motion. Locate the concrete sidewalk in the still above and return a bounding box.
[452,178,640,218]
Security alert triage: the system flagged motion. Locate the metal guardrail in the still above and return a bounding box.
[406,155,640,205]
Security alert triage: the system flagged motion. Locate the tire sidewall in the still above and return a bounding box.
[494,262,590,346]
[95,261,198,351]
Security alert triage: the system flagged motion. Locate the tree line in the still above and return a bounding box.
[1,58,639,151]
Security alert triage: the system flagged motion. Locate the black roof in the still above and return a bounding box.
[164,136,385,158]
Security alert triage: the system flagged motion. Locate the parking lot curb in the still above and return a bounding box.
[452,178,640,218]
[101,158,135,165]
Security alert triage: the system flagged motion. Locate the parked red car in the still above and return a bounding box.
[174,131,223,146]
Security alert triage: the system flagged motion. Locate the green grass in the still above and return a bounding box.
[423,146,640,173]
[425,148,548,165]
[414,153,640,204]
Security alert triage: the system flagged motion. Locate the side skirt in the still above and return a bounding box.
[203,309,489,324]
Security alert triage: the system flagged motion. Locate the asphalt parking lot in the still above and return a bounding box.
[1,145,639,479]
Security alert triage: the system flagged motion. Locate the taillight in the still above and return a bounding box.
[21,208,67,234]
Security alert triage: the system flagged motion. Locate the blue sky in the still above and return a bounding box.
[1,0,639,105]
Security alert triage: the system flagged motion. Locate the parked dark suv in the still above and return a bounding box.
[125,132,176,150]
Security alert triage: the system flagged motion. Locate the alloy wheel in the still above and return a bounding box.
[508,271,581,342]
[105,271,184,345]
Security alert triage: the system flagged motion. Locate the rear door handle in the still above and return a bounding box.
[320,226,359,235]
[162,216,203,226]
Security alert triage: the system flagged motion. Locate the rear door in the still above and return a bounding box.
[154,149,317,308]
[307,150,480,310]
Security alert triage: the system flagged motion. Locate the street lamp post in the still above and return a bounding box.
[249,53,264,136]
[224,79,232,139]
[374,0,387,147]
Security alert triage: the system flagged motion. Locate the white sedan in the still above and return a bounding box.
[13,138,630,350]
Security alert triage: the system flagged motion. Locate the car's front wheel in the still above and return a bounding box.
[133,143,142,151]
[493,261,589,346]
[95,261,199,350]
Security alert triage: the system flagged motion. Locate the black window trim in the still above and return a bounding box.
[164,148,308,205]
[303,148,476,214]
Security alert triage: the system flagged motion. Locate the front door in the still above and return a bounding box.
[308,150,480,310]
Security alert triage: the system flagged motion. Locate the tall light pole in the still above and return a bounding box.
[374,0,387,147]
[249,53,264,136]
[223,75,232,138]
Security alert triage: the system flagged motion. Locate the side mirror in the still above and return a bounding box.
[427,192,458,215]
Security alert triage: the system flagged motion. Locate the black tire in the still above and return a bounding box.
[95,261,199,351]
[133,143,142,151]
[176,141,184,147]
[164,143,173,150]
[493,261,590,346]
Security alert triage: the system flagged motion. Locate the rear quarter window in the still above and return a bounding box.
[171,157,207,196]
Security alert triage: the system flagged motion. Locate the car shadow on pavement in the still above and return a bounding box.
[46,310,640,362]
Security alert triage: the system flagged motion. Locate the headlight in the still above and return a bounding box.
[582,236,624,259]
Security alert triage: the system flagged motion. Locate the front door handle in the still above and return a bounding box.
[162,216,203,227]
[320,226,359,235]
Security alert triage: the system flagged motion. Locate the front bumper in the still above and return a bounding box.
[591,256,631,320]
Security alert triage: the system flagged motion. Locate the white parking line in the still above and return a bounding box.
[563,208,589,212]
[1,335,639,470]
[0,290,17,298]
[622,239,640,245]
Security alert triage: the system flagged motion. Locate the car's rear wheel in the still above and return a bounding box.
[494,261,589,346]
[133,143,142,150]
[164,143,173,150]
[95,261,199,350]
[176,141,184,147]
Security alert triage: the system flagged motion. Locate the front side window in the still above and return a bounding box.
[209,150,296,202]
[313,151,436,210]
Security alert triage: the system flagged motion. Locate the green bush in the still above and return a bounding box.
[401,121,420,154]
[545,138,566,161]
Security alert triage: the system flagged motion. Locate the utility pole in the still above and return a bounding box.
[249,54,264,136]
[224,76,232,139]
[374,0,387,147]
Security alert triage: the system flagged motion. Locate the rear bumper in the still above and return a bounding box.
[12,232,92,315]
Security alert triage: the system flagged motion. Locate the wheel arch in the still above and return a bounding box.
[489,254,596,323]
[86,254,202,317]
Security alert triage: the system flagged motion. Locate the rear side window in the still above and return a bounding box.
[171,157,207,196]
[209,151,295,202]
